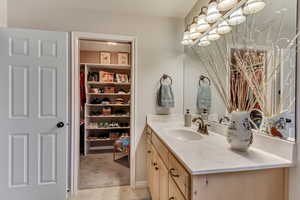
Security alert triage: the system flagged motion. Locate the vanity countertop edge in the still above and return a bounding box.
[146,114,294,176]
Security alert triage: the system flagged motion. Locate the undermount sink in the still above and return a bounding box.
[166,128,202,141]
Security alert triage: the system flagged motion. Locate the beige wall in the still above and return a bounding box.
[7,1,184,183]
[0,0,7,27]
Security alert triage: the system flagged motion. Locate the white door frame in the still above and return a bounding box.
[70,32,138,195]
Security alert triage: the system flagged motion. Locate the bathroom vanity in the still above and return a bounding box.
[145,115,293,200]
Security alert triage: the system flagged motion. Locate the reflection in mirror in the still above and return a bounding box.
[183,0,297,142]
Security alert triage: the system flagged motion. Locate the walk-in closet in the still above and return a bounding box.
[79,39,132,189]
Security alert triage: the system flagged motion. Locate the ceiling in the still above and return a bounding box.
[26,0,199,18]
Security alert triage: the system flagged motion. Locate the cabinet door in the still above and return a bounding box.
[147,140,153,194]
[157,154,169,200]
[169,176,186,200]
[151,145,160,200]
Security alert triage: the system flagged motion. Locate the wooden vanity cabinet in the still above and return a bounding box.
[147,138,169,200]
[145,126,288,200]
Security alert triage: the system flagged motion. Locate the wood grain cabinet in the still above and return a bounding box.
[145,126,289,200]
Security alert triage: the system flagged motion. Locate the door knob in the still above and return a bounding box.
[57,122,65,128]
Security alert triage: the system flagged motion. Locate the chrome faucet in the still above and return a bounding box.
[192,117,209,135]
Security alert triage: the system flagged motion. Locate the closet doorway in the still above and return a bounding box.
[71,32,137,194]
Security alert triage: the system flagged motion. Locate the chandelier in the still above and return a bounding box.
[181,0,266,47]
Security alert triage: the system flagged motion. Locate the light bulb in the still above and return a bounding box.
[243,0,266,15]
[207,29,221,41]
[198,36,211,47]
[206,1,222,23]
[217,20,232,34]
[189,17,201,40]
[190,32,201,40]
[182,39,193,45]
[228,8,246,25]
[183,30,190,40]
[197,14,210,32]
[218,0,238,11]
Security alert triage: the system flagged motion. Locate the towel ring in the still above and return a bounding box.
[160,74,173,85]
[199,75,211,86]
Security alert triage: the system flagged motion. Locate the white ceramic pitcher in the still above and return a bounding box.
[226,111,257,151]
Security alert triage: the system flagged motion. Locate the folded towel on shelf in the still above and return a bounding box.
[197,84,212,113]
[157,83,175,108]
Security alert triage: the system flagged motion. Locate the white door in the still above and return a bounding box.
[0,28,68,200]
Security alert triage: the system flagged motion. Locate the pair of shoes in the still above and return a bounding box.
[109,122,119,127]
[98,122,110,128]
[120,122,129,127]
[90,111,101,116]
[91,98,101,104]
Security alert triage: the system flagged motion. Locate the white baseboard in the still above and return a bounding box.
[135,181,148,189]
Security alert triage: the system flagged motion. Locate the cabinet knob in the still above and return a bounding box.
[153,162,157,166]
[147,150,151,154]
[169,168,180,178]
[169,197,175,200]
[155,167,159,170]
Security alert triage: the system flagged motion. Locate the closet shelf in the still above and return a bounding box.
[86,127,130,130]
[87,93,131,96]
[86,104,130,107]
[86,138,117,142]
[87,81,131,86]
[81,63,131,70]
[86,115,130,118]
[88,146,114,151]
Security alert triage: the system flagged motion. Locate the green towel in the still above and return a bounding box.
[157,84,175,108]
[197,84,211,113]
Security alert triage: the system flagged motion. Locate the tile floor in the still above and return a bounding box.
[70,186,150,200]
[79,152,130,189]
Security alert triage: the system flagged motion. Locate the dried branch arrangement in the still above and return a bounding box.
[191,8,298,118]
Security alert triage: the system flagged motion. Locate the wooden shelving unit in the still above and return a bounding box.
[81,47,132,155]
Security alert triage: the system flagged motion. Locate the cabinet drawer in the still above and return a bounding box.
[152,132,169,166]
[169,154,190,199]
[169,176,186,200]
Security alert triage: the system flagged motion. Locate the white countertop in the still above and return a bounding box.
[147,114,293,175]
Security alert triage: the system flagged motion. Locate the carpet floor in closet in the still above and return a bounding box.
[79,152,130,189]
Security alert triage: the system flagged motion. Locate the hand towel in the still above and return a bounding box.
[197,84,212,113]
[157,83,175,108]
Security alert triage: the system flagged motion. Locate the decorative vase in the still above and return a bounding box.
[226,111,254,151]
[259,111,292,139]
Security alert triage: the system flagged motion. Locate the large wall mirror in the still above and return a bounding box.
[183,0,297,142]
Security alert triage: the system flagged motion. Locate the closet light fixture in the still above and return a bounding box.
[217,20,232,34]
[218,0,238,11]
[197,7,210,33]
[198,36,211,47]
[206,0,222,23]
[228,8,246,25]
[243,0,266,15]
[207,28,221,41]
[190,17,201,40]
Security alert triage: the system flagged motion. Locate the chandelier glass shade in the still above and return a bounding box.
[217,20,232,34]
[243,0,266,15]
[198,36,211,46]
[206,1,222,23]
[218,0,238,11]
[207,28,221,41]
[197,14,210,32]
[228,8,246,25]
